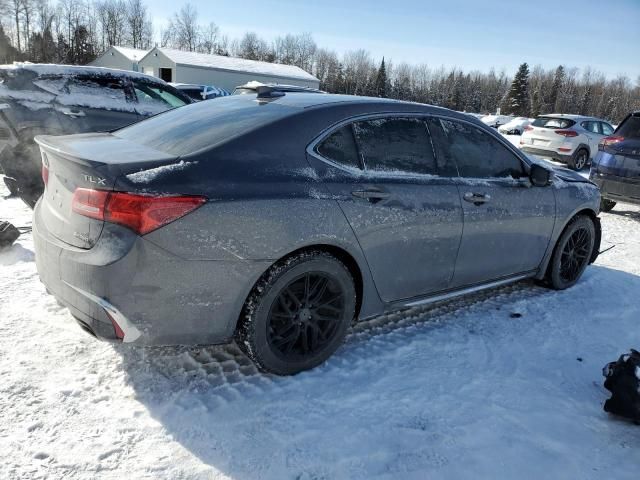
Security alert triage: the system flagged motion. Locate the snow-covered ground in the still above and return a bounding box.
[1,178,639,480]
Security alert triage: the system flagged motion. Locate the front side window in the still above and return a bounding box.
[428,118,524,179]
[352,117,437,175]
[316,125,361,169]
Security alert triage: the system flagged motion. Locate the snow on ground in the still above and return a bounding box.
[1,178,639,480]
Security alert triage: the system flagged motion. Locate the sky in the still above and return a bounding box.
[150,0,640,80]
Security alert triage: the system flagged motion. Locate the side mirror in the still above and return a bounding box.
[529,163,553,187]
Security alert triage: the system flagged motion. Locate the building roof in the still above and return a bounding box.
[147,48,319,83]
[111,46,151,61]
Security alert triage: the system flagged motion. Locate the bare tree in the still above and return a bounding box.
[125,0,147,48]
[165,2,199,51]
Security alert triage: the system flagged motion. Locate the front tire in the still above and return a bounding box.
[546,215,596,290]
[568,148,589,171]
[236,251,357,375]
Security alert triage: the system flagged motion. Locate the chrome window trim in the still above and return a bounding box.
[307,112,445,179]
[307,110,531,180]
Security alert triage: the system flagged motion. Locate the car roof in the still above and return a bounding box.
[0,62,164,83]
[216,92,477,126]
[539,113,601,121]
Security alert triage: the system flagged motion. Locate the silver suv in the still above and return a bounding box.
[520,114,615,170]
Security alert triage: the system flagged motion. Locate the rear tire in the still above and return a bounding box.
[546,215,596,290]
[600,199,616,212]
[568,148,589,171]
[236,251,357,375]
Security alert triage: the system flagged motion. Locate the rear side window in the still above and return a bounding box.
[114,95,294,156]
[428,118,524,179]
[59,76,131,111]
[353,117,436,175]
[616,115,640,139]
[601,122,614,136]
[316,125,360,169]
[532,116,576,129]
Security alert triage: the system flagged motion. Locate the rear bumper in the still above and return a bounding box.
[33,199,270,346]
[521,146,573,164]
[590,172,640,206]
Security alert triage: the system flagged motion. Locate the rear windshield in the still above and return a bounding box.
[532,117,576,129]
[114,96,295,156]
[616,115,640,139]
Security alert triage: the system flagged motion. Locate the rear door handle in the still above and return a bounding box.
[351,189,390,203]
[463,192,491,205]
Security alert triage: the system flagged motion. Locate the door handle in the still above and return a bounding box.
[463,192,491,205]
[351,189,390,203]
[60,108,86,118]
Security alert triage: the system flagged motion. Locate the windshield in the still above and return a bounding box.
[114,96,295,156]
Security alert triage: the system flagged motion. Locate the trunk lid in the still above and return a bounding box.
[35,132,178,249]
[524,117,577,147]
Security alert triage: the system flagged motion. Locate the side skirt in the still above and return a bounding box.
[384,271,537,314]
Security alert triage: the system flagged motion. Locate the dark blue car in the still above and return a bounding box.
[590,111,640,211]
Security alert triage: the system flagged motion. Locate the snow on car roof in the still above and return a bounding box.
[0,62,163,82]
[152,48,319,82]
[111,46,150,61]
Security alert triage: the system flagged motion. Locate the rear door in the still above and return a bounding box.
[316,116,463,303]
[427,117,556,287]
[54,76,139,133]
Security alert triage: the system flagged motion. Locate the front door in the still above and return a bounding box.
[312,116,463,303]
[427,117,556,287]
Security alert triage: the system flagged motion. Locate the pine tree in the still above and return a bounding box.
[374,57,388,97]
[504,62,530,116]
[549,65,565,112]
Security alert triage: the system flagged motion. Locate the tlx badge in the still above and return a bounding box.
[83,175,106,186]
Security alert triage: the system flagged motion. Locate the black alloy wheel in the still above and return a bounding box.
[267,272,345,360]
[546,215,595,290]
[559,227,592,283]
[236,251,356,375]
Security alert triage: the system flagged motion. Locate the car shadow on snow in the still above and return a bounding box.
[606,209,640,223]
[113,265,640,479]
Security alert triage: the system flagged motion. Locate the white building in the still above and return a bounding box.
[89,46,151,72]
[136,47,320,92]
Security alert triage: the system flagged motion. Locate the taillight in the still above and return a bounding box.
[41,164,49,187]
[72,188,206,235]
[524,125,534,131]
[555,130,578,137]
[600,135,624,148]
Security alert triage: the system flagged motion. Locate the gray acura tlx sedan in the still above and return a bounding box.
[33,89,602,375]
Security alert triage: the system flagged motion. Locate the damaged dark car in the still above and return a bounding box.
[0,63,191,207]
